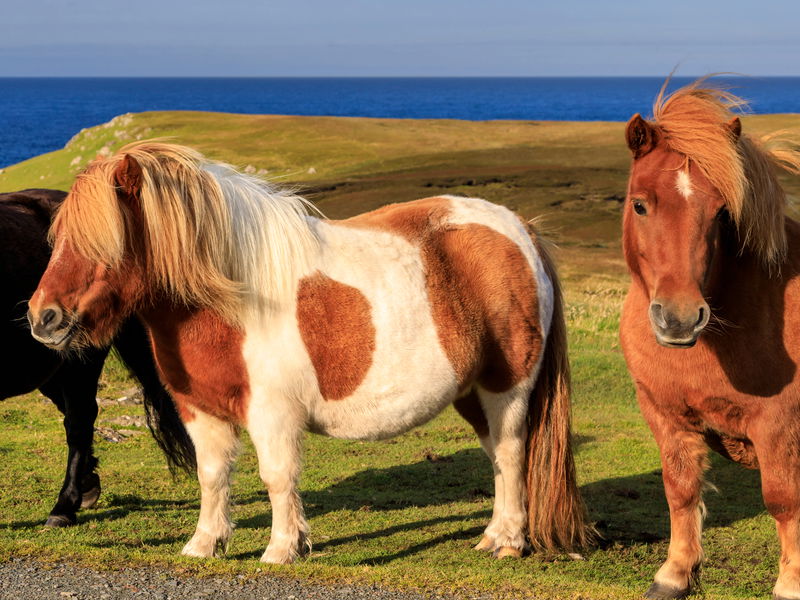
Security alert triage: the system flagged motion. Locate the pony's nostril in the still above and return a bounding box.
[696,306,705,327]
[650,302,667,329]
[41,308,57,327]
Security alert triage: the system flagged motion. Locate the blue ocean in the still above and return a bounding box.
[1,77,799,168]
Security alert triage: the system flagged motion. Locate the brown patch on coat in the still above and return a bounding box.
[296,272,376,401]
[143,305,249,423]
[341,197,543,393]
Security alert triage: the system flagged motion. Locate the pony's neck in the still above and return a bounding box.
[703,219,795,318]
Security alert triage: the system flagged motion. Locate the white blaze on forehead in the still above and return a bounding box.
[676,170,693,199]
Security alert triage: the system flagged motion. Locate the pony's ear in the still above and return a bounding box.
[726,116,742,141]
[626,113,658,158]
[113,154,143,199]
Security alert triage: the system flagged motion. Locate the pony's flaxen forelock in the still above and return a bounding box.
[53,141,320,325]
[651,76,800,270]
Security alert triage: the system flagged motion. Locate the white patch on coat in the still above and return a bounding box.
[676,170,693,199]
[243,221,460,442]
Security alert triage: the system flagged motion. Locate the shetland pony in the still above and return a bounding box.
[27,141,591,563]
[0,188,194,527]
[621,79,800,599]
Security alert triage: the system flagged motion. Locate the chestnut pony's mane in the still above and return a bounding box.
[52,141,320,325]
[650,78,800,270]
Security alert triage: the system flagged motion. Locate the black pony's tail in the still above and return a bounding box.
[112,317,196,474]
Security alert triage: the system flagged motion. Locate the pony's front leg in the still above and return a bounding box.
[755,439,800,600]
[181,411,240,558]
[643,406,708,599]
[247,407,308,564]
[39,347,107,527]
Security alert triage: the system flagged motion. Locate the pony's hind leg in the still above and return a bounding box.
[473,385,530,558]
[246,402,308,564]
[181,411,240,558]
[454,390,506,553]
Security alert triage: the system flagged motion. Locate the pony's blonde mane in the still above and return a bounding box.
[53,141,320,324]
[651,77,800,270]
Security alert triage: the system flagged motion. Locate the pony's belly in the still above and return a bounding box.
[307,375,460,440]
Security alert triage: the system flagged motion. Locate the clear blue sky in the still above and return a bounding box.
[2,0,799,76]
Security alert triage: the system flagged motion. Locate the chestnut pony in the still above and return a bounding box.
[622,79,800,599]
[28,141,591,563]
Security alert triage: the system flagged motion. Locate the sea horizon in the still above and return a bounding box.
[2,76,799,168]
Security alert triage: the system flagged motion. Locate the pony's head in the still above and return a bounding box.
[624,78,797,348]
[28,141,318,351]
[28,154,150,349]
[28,142,241,350]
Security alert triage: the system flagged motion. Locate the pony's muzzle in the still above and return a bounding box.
[28,304,74,349]
[649,299,710,348]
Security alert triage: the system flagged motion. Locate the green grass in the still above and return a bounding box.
[2,111,799,598]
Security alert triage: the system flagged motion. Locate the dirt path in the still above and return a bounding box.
[0,558,488,600]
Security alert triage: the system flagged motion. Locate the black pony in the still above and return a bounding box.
[1,188,195,527]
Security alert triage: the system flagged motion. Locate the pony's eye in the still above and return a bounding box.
[632,200,647,216]
[716,207,730,223]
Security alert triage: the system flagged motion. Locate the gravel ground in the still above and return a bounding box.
[0,558,488,600]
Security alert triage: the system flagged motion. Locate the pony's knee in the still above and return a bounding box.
[259,465,298,494]
[763,485,800,523]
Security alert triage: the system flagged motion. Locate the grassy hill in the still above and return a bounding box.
[2,112,800,599]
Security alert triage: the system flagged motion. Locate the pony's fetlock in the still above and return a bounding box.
[79,472,101,509]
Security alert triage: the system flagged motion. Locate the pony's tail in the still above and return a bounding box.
[525,229,594,553]
[112,317,196,474]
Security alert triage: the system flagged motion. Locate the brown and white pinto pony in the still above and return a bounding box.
[27,141,591,563]
[622,79,800,600]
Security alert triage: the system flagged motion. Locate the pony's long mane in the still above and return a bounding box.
[651,77,800,270]
[53,141,319,324]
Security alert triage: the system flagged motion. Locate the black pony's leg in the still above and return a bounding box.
[39,346,110,527]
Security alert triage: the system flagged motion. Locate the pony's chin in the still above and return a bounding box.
[32,324,77,352]
[654,334,698,349]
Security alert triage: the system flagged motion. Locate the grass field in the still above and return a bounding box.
[2,112,800,599]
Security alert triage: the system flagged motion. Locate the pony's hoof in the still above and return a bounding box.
[644,581,691,600]
[181,536,221,558]
[45,514,76,528]
[261,546,298,564]
[473,535,495,552]
[493,546,523,559]
[80,473,101,509]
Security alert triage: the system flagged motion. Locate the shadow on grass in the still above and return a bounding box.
[9,444,768,563]
[230,514,488,562]
[583,452,765,547]
[237,447,495,525]
[4,496,198,530]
